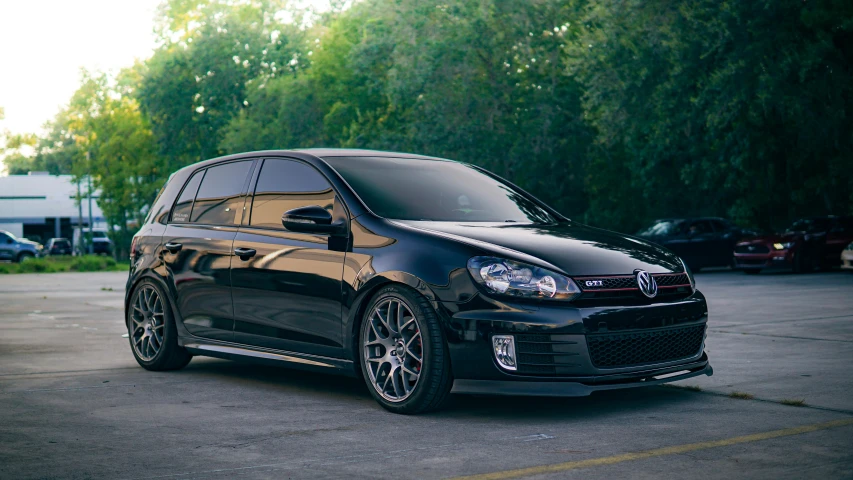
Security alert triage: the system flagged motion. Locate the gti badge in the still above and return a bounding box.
[585,280,603,287]
[635,270,658,298]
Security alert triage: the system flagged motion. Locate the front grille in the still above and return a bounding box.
[735,244,770,254]
[575,273,690,291]
[575,276,635,290]
[653,273,690,287]
[737,259,766,266]
[514,334,582,376]
[586,324,705,368]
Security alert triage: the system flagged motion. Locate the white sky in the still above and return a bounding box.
[0,0,162,136]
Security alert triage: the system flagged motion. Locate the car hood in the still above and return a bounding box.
[397,221,684,275]
[18,239,40,247]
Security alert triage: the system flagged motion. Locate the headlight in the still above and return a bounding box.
[467,256,581,301]
[681,259,696,292]
[773,242,794,250]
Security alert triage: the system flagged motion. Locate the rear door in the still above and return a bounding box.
[162,160,256,342]
[230,158,348,358]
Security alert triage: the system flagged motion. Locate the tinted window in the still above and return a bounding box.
[323,157,558,223]
[709,220,730,232]
[688,221,713,235]
[171,171,204,223]
[250,159,335,229]
[0,232,12,242]
[192,161,253,225]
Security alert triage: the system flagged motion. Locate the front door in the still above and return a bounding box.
[161,160,255,342]
[0,232,14,260]
[231,158,347,358]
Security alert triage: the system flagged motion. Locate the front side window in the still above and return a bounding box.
[250,159,335,229]
[191,161,253,225]
[323,156,558,223]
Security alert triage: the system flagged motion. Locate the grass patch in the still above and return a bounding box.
[0,255,128,274]
[729,391,754,400]
[780,399,806,407]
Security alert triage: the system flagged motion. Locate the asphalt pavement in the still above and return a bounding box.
[0,269,851,479]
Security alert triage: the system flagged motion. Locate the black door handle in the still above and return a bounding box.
[234,247,256,260]
[164,242,182,253]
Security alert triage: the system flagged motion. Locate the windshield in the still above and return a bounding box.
[787,218,830,233]
[93,231,108,238]
[638,220,684,237]
[324,157,559,223]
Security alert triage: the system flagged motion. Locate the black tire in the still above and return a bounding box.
[15,252,34,263]
[359,285,453,414]
[127,279,191,371]
[743,269,761,275]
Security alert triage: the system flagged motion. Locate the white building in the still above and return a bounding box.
[0,173,105,242]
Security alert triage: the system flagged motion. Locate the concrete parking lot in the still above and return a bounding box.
[1,270,852,479]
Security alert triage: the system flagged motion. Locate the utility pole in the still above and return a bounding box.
[87,151,94,255]
[77,178,84,255]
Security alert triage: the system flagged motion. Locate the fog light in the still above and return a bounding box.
[492,335,517,371]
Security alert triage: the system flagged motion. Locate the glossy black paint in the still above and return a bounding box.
[126,149,711,396]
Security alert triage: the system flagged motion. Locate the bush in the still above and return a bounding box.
[16,258,58,273]
[70,255,118,272]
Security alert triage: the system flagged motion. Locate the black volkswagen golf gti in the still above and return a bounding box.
[127,149,712,413]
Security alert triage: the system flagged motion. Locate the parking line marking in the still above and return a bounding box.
[450,417,853,480]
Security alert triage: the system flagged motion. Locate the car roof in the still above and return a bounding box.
[172,149,455,180]
[652,217,730,223]
[296,148,449,161]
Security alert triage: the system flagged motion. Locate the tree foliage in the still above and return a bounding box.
[3,0,851,256]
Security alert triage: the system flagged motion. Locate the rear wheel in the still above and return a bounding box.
[127,280,191,371]
[359,285,453,414]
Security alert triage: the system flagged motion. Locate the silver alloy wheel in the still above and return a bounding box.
[130,285,165,361]
[363,297,423,402]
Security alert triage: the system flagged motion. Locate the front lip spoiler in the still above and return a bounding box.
[451,362,713,397]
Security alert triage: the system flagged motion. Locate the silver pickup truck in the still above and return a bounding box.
[0,230,43,262]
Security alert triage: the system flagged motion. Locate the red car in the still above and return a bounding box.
[733,216,853,274]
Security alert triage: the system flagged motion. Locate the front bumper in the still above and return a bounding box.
[440,291,711,395]
[842,251,853,270]
[733,250,792,270]
[453,356,712,396]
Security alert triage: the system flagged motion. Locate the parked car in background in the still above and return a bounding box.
[0,230,43,262]
[46,238,73,256]
[841,242,853,271]
[636,217,755,271]
[733,216,853,274]
[73,228,114,256]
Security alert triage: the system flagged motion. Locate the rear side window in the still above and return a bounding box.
[171,171,204,223]
[249,159,335,229]
[191,161,253,225]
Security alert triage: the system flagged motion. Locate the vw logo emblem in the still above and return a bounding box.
[635,270,658,298]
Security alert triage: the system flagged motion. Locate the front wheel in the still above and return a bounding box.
[127,280,191,371]
[15,252,34,263]
[359,285,453,414]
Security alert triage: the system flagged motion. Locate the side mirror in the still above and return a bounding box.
[281,205,346,236]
